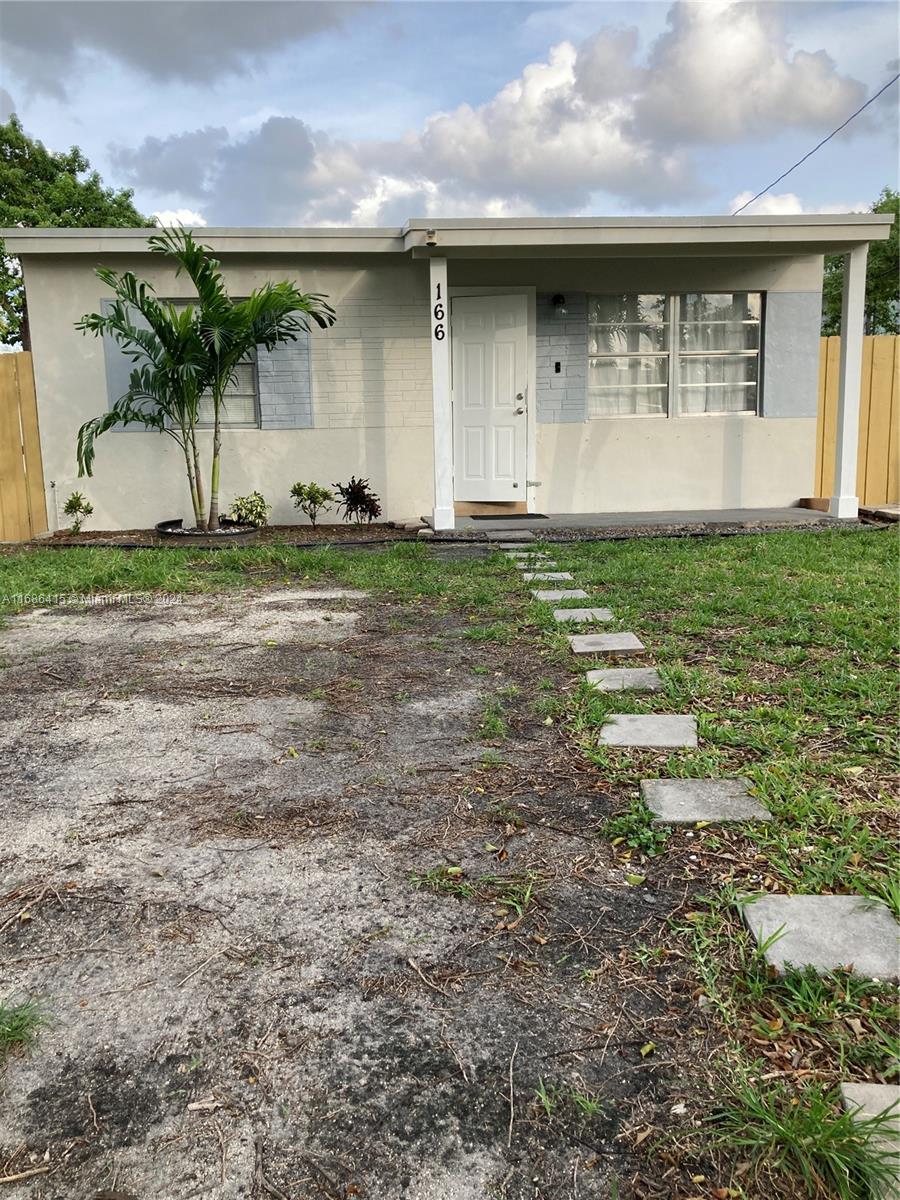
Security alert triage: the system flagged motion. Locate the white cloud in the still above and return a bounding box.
[152,208,208,227]
[730,191,870,216]
[110,1,873,225]
[633,1,866,142]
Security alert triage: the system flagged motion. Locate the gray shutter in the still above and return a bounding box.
[760,292,821,418]
[101,299,151,430]
[257,332,313,429]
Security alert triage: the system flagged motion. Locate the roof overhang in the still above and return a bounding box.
[1,214,892,259]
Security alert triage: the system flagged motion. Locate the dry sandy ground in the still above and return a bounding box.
[0,585,702,1199]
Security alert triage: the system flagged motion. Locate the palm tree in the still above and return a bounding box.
[76,228,335,529]
[76,271,210,527]
[147,227,335,528]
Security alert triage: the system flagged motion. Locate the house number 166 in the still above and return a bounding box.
[433,282,445,340]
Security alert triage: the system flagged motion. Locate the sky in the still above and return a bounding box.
[0,0,897,227]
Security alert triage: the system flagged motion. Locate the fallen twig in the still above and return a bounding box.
[0,1165,51,1184]
[507,1040,519,1149]
[254,1135,289,1200]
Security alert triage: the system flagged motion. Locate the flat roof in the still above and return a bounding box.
[1,213,892,258]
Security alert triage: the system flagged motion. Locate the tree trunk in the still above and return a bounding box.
[190,432,207,531]
[181,441,203,530]
[20,297,31,353]
[207,394,223,529]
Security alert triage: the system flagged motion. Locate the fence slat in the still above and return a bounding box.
[865,337,896,504]
[15,353,48,536]
[0,355,31,541]
[888,338,900,505]
[816,334,899,506]
[856,337,875,503]
[814,337,827,497]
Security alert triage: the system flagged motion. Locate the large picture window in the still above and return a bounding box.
[678,293,761,414]
[587,294,669,417]
[587,291,762,417]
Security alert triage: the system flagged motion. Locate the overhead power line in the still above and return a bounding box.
[732,72,900,215]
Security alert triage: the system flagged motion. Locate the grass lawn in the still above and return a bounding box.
[0,525,896,1197]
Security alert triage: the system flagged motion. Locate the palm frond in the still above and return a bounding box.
[76,399,165,477]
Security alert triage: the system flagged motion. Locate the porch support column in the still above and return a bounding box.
[829,244,868,519]
[429,255,454,530]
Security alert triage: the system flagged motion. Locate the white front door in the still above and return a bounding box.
[451,294,528,502]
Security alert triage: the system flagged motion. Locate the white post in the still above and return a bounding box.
[429,256,454,530]
[829,244,868,519]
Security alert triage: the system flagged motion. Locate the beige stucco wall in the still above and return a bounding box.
[536,416,816,513]
[23,247,820,530]
[23,253,435,528]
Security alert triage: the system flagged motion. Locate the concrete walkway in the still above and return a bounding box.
[461,507,834,533]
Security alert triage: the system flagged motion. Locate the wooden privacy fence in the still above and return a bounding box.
[0,352,48,541]
[815,335,900,506]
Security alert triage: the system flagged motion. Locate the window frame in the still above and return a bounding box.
[586,291,765,420]
[169,299,262,430]
[586,293,671,420]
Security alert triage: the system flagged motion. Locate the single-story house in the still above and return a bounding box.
[4,214,892,530]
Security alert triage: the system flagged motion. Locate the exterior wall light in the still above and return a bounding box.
[552,293,568,318]
[425,229,438,246]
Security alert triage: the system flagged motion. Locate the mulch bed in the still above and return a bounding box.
[35,522,422,548]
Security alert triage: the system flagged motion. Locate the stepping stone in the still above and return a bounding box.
[523,572,573,582]
[841,1083,900,1200]
[599,714,698,748]
[587,667,662,692]
[553,608,613,623]
[742,894,900,981]
[289,589,369,600]
[640,778,770,824]
[487,532,534,542]
[514,560,555,570]
[569,632,644,655]
[504,551,545,559]
[532,589,588,601]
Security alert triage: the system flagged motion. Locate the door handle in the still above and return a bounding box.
[515,407,525,415]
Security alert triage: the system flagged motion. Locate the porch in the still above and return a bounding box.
[446,506,839,536]
[421,216,893,531]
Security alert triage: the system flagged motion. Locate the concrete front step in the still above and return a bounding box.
[599,714,698,748]
[586,667,662,692]
[742,894,900,981]
[569,631,644,655]
[640,777,771,824]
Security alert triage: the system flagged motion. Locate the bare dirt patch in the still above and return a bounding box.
[0,585,709,1198]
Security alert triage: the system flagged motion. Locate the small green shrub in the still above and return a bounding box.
[229,491,271,528]
[62,491,93,534]
[601,800,668,857]
[290,481,334,528]
[333,476,382,524]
